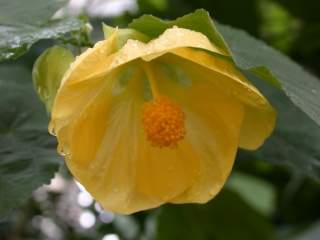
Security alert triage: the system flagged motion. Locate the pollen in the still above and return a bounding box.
[142,96,186,148]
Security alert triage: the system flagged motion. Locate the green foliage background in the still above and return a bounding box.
[0,0,320,239]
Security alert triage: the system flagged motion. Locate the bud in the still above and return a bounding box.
[32,46,74,113]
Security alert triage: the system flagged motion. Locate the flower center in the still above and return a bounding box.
[141,62,186,148]
[142,96,186,148]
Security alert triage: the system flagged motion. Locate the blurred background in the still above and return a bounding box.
[1,0,320,239]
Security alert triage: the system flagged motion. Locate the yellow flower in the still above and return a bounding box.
[50,26,276,214]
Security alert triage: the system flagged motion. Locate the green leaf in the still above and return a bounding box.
[0,0,86,61]
[32,46,74,112]
[0,65,60,217]
[0,0,66,26]
[155,189,276,240]
[242,72,320,180]
[0,18,84,62]
[129,9,320,127]
[129,9,230,55]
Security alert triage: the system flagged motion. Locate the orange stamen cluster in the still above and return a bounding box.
[142,96,186,148]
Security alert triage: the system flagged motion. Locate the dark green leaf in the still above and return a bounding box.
[129,9,230,55]
[0,0,86,61]
[0,65,60,217]
[0,18,84,62]
[155,189,276,240]
[242,72,320,180]
[0,0,66,26]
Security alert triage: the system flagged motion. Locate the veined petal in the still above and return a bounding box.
[52,26,231,124]
[59,25,274,149]
[61,26,228,86]
[59,29,119,86]
[52,62,201,214]
[170,48,268,108]
[239,105,276,150]
[150,60,244,203]
[50,67,120,135]
[159,51,276,150]
[113,26,227,63]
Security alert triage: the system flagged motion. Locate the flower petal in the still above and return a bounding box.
[59,29,119,86]
[52,64,201,214]
[160,50,276,150]
[61,26,227,86]
[151,60,244,203]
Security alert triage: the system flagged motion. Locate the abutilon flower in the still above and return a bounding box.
[49,24,276,214]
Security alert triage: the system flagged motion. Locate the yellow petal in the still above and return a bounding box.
[60,26,228,87]
[60,29,118,86]
[162,49,276,150]
[65,26,274,150]
[52,57,243,213]
[52,26,230,128]
[150,59,244,203]
[52,63,200,214]
[50,69,118,136]
[135,135,200,205]
[239,104,276,150]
